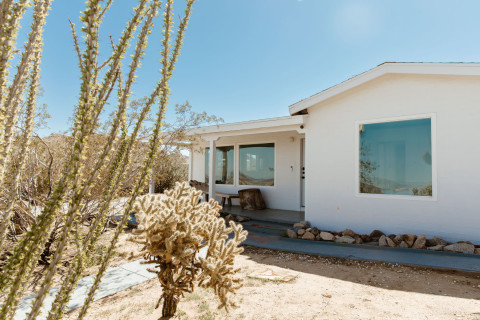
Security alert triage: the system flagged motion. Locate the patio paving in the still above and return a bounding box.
[220,206,304,224]
[15,260,156,320]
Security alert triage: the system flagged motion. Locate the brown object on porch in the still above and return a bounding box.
[238,188,266,210]
[189,180,209,201]
[216,192,240,208]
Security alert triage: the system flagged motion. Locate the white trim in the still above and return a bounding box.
[289,63,480,115]
[354,113,437,201]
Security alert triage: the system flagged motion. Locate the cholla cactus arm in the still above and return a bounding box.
[130,182,247,319]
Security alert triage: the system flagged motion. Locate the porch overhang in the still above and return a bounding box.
[187,115,307,140]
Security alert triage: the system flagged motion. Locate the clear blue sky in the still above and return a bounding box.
[17,0,480,136]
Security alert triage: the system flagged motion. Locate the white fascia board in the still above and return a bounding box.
[288,62,480,115]
[188,115,306,137]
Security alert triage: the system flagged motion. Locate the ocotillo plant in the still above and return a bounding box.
[131,182,248,319]
[0,0,196,319]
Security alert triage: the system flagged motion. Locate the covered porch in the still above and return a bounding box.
[188,115,308,214]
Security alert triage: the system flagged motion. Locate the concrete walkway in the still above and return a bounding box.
[242,220,480,273]
[15,260,156,320]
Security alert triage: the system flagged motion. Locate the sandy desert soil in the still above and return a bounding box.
[65,246,480,320]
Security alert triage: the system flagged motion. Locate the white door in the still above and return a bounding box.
[300,138,305,208]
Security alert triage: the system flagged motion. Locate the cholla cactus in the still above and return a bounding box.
[132,182,248,319]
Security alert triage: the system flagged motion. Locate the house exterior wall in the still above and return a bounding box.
[191,131,304,211]
[304,74,480,242]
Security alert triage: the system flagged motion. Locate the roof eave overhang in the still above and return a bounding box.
[288,62,480,115]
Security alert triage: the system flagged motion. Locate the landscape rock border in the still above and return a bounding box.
[285,221,480,255]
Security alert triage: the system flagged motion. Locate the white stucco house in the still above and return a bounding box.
[188,62,480,243]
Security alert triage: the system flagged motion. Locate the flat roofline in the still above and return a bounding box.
[188,115,306,136]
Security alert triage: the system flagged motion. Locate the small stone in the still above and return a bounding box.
[379,235,388,247]
[297,229,305,236]
[225,214,234,222]
[302,231,315,241]
[399,241,409,248]
[293,222,306,229]
[319,231,335,241]
[370,230,385,239]
[474,248,480,255]
[286,229,297,239]
[413,234,426,249]
[403,234,417,247]
[299,221,310,228]
[335,236,355,244]
[444,243,475,254]
[342,229,356,238]
[311,227,320,236]
[235,216,249,222]
[427,245,445,251]
[386,237,397,247]
[426,237,447,247]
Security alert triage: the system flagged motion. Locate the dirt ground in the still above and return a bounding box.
[64,245,480,320]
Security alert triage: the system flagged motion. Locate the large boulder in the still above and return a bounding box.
[297,229,306,236]
[286,229,297,239]
[360,234,372,242]
[379,235,388,247]
[335,236,355,244]
[412,234,426,249]
[426,237,447,247]
[293,222,306,229]
[370,230,385,239]
[386,237,397,247]
[342,229,356,238]
[475,248,480,255]
[394,234,405,243]
[403,234,417,247]
[319,231,335,241]
[354,235,363,244]
[399,241,409,248]
[444,243,475,254]
[302,231,315,241]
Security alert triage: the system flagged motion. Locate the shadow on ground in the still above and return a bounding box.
[241,245,480,301]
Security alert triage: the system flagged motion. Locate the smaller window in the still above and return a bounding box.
[239,143,275,186]
[205,146,234,184]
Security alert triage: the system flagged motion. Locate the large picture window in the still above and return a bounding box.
[205,146,234,184]
[359,118,433,197]
[239,143,275,186]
